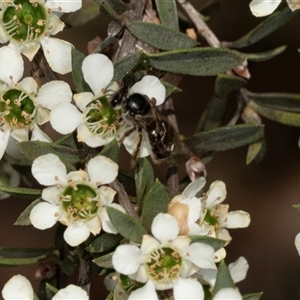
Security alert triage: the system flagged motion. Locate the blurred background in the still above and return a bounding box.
[1,1,300,299]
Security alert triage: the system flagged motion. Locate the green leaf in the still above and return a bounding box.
[117,169,135,191]
[243,45,287,62]
[0,247,50,266]
[98,0,129,15]
[135,157,155,205]
[162,80,182,98]
[65,2,100,27]
[0,186,41,200]
[197,75,247,132]
[14,198,42,225]
[189,236,226,252]
[71,48,91,93]
[243,292,264,300]
[147,48,245,76]
[106,206,147,244]
[244,89,300,113]
[113,52,142,81]
[127,22,198,51]
[141,179,169,232]
[222,6,294,49]
[112,281,128,300]
[248,100,300,127]
[155,0,178,30]
[87,233,123,253]
[92,252,114,269]
[246,140,263,165]
[291,204,300,212]
[213,260,235,296]
[100,139,120,162]
[17,141,82,172]
[184,124,264,152]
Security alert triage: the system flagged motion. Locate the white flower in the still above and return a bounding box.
[112,213,216,300]
[30,153,124,247]
[0,46,73,159]
[2,275,34,300]
[249,0,300,17]
[2,275,88,300]
[0,0,82,74]
[50,53,127,148]
[295,232,300,255]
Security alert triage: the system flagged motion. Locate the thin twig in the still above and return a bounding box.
[176,0,220,47]
[77,257,92,295]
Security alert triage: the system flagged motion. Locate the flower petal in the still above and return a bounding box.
[46,0,82,13]
[128,281,158,300]
[287,0,300,11]
[63,222,90,246]
[50,103,83,134]
[183,176,206,198]
[36,81,72,109]
[32,153,67,185]
[87,155,118,185]
[123,130,152,157]
[173,277,204,300]
[82,54,114,96]
[74,92,94,111]
[84,216,101,236]
[221,211,251,228]
[228,256,249,283]
[249,0,280,17]
[17,77,38,95]
[31,125,52,142]
[0,128,10,159]
[129,75,166,106]
[151,213,179,243]
[98,186,117,206]
[187,242,216,269]
[42,186,61,205]
[295,232,300,255]
[100,204,125,234]
[30,202,60,229]
[112,244,143,275]
[213,287,242,300]
[41,37,73,74]
[206,180,227,208]
[52,284,88,300]
[0,46,24,85]
[2,275,34,300]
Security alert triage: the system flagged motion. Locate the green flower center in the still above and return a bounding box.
[2,0,48,42]
[61,183,100,221]
[85,97,123,138]
[145,247,182,284]
[204,209,219,226]
[0,89,36,128]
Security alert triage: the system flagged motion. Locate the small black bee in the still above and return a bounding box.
[111,86,178,167]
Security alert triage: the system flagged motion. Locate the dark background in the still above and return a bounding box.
[1,1,300,299]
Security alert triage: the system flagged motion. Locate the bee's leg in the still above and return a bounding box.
[119,126,137,144]
[130,127,143,170]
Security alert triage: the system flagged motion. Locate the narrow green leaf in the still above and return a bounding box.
[113,52,142,81]
[92,252,114,269]
[65,2,100,27]
[213,260,235,296]
[147,48,245,76]
[246,140,263,165]
[245,89,300,113]
[243,45,286,62]
[243,292,263,300]
[55,132,81,149]
[197,75,247,132]
[214,74,247,99]
[135,157,154,204]
[184,125,264,152]
[189,236,226,252]
[14,198,42,225]
[71,48,91,93]
[222,6,293,49]
[248,100,300,127]
[0,247,50,266]
[162,80,182,98]
[127,21,198,51]
[106,206,147,244]
[141,179,169,232]
[155,0,178,30]
[117,169,135,191]
[98,0,129,15]
[87,233,123,253]
[17,141,82,172]
[0,186,41,200]
[100,139,120,162]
